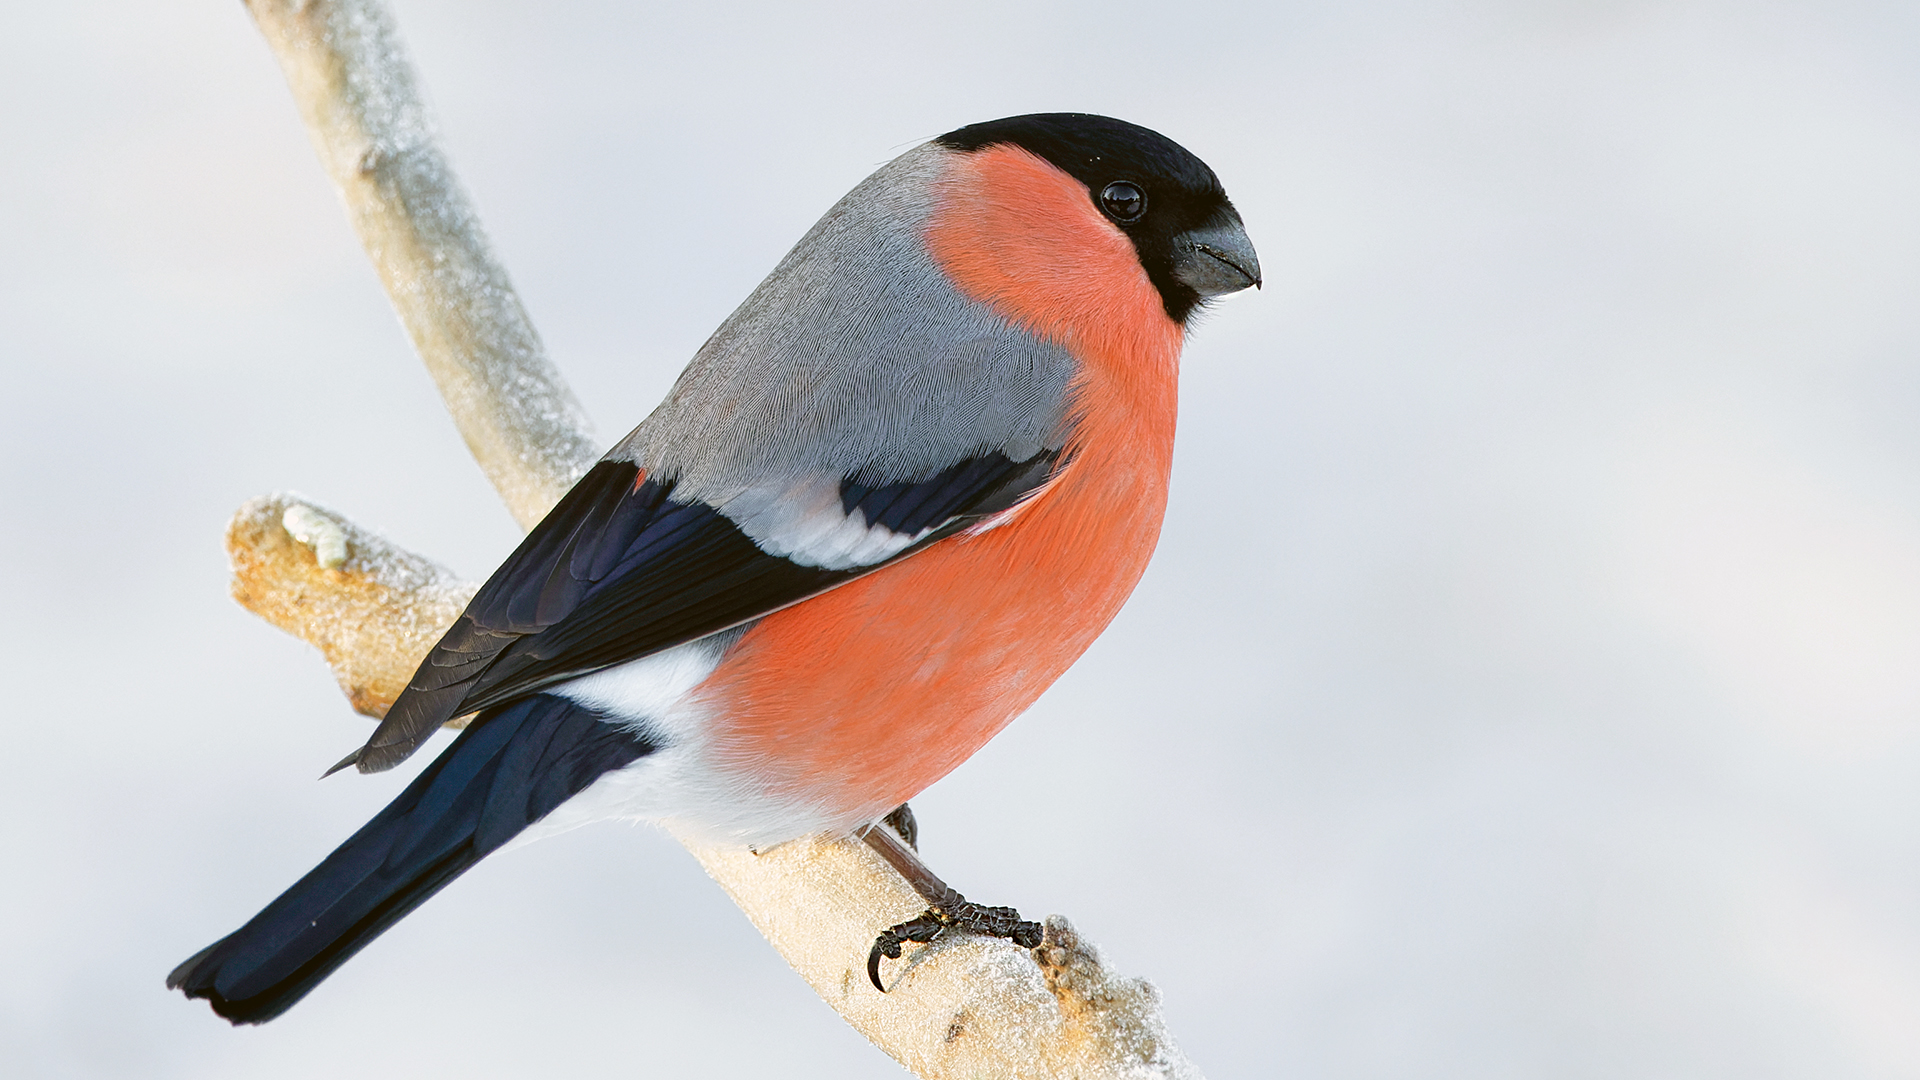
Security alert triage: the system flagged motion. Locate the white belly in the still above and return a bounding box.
[501,633,842,851]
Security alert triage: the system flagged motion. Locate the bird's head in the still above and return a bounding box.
[928,113,1260,332]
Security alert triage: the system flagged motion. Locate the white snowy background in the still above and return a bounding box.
[3,1,1918,1076]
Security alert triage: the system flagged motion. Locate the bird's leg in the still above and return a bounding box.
[882,802,918,850]
[862,815,1043,992]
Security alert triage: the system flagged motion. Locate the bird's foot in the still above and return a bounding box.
[866,887,1043,991]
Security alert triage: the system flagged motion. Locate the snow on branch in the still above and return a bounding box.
[235,1,1201,1075]
[228,495,474,719]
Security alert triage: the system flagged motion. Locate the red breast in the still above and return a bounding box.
[694,144,1183,825]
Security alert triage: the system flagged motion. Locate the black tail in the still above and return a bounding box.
[168,694,653,1024]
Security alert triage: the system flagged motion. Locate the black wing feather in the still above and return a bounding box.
[348,451,1059,774]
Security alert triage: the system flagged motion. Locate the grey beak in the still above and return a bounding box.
[1172,216,1262,297]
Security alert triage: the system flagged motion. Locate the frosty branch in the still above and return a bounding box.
[232,1,1198,1076]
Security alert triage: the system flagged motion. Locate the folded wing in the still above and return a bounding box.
[344,449,1059,774]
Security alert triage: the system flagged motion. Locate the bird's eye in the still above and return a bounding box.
[1099,181,1147,223]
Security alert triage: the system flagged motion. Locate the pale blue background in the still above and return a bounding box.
[3,1,1918,1076]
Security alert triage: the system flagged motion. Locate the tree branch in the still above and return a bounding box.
[244,0,598,528]
[233,1,1200,1075]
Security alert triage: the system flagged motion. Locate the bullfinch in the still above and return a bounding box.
[169,112,1260,1022]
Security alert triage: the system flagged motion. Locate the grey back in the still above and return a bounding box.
[614,144,1078,505]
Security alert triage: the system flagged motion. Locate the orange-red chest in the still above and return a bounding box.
[695,145,1184,825]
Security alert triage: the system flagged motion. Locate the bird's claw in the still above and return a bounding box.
[866,888,1043,991]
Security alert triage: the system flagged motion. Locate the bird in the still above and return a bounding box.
[168,111,1260,1023]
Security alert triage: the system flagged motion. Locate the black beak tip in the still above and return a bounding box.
[1178,237,1262,299]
